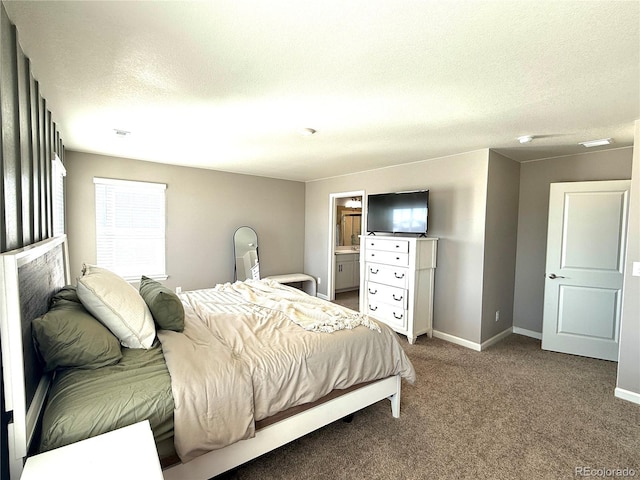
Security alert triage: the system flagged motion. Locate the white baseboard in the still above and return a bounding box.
[481,327,513,350]
[432,330,481,351]
[512,327,542,340]
[433,327,513,352]
[614,387,640,405]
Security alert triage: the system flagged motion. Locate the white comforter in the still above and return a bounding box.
[158,280,415,463]
[221,279,381,332]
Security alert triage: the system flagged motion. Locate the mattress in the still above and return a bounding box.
[158,280,415,462]
[38,341,174,457]
[38,280,415,466]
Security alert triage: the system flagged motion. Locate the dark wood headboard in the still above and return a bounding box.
[0,235,69,480]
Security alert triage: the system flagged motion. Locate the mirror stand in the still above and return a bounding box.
[233,226,259,281]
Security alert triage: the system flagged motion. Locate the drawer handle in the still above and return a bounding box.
[392,294,403,301]
[370,268,379,274]
[368,288,378,295]
[394,273,405,279]
[393,312,404,320]
[369,305,378,311]
[395,256,400,260]
[395,244,401,249]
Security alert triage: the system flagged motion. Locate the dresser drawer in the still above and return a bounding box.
[366,281,408,309]
[365,300,407,330]
[365,249,409,267]
[365,238,409,253]
[365,264,408,288]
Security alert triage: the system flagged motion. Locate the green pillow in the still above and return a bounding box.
[50,285,82,308]
[139,276,185,332]
[33,300,122,372]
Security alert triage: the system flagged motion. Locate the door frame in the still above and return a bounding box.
[327,190,365,301]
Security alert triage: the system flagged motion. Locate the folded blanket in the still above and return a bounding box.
[216,279,381,333]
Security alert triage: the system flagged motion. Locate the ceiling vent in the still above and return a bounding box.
[579,138,612,148]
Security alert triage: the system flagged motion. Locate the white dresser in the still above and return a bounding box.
[359,236,438,344]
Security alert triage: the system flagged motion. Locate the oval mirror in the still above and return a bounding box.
[233,226,259,281]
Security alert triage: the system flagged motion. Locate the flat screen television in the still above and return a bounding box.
[366,190,429,235]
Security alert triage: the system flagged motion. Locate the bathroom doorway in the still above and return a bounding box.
[327,191,365,305]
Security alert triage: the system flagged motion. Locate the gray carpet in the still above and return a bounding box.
[215,334,639,480]
[334,290,359,311]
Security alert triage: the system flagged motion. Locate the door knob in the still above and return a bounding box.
[548,273,565,279]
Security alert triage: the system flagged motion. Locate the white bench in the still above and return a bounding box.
[264,273,317,296]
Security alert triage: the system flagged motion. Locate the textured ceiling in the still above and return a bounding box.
[4,0,639,182]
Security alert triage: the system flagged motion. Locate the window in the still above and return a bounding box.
[52,154,66,236]
[94,177,167,281]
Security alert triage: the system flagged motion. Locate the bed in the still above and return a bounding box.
[1,236,415,480]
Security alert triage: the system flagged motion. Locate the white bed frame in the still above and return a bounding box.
[163,375,401,479]
[0,236,70,480]
[0,235,403,480]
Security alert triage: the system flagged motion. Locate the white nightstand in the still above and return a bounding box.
[21,421,163,480]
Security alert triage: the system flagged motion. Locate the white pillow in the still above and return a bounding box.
[77,264,156,349]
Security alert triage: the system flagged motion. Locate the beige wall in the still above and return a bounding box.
[65,151,305,291]
[617,121,640,395]
[305,150,493,343]
[481,151,520,342]
[65,142,640,399]
[512,147,633,334]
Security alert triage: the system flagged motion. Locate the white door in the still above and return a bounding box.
[542,180,630,361]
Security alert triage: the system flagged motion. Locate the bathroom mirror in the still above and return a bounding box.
[233,226,259,281]
[336,202,362,247]
[340,213,361,247]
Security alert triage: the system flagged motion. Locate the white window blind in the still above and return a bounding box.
[94,177,167,281]
[52,155,66,236]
